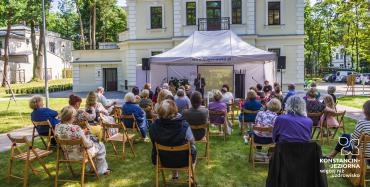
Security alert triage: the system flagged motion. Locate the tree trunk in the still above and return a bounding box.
[91,3,96,49]
[1,23,12,87]
[75,0,85,50]
[89,9,92,49]
[37,22,45,80]
[30,21,41,80]
[355,5,359,71]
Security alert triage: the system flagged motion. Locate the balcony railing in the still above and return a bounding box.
[198,17,230,31]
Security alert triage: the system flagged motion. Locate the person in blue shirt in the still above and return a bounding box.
[122,92,147,140]
[30,96,60,145]
[283,83,296,108]
[239,90,263,123]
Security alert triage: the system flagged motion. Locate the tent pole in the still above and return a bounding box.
[166,65,169,83]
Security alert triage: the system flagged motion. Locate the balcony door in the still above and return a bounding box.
[103,68,118,91]
[206,1,221,31]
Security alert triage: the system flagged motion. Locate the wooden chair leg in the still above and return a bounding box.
[320,127,324,145]
[40,136,48,150]
[23,152,30,187]
[128,139,136,157]
[55,147,60,187]
[122,141,126,160]
[63,152,75,177]
[36,156,52,178]
[87,154,99,179]
[326,127,330,144]
[248,142,252,162]
[311,128,317,139]
[161,169,166,187]
[251,145,255,169]
[81,153,87,187]
[7,147,14,182]
[111,141,118,156]
[156,165,159,187]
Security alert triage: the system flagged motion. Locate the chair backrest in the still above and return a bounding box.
[57,138,84,146]
[7,134,29,144]
[209,110,227,116]
[252,126,273,133]
[110,106,122,119]
[359,134,370,154]
[32,120,53,128]
[99,113,124,129]
[155,142,190,152]
[75,120,89,129]
[242,109,260,114]
[189,123,209,130]
[307,112,323,118]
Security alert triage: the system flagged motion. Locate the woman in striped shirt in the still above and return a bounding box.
[325,100,370,159]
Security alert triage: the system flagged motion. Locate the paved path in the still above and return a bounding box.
[336,104,365,121]
[0,126,35,152]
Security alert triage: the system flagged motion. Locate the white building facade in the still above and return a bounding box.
[73,0,305,92]
[0,25,73,84]
[331,46,351,68]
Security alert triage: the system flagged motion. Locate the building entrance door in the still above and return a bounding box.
[103,68,118,91]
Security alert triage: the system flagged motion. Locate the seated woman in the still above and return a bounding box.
[175,89,191,114]
[239,90,263,125]
[221,84,234,105]
[273,95,313,143]
[85,92,117,137]
[320,95,339,128]
[149,99,196,179]
[154,89,173,113]
[55,106,110,175]
[183,91,209,141]
[30,95,60,145]
[143,83,154,100]
[139,89,154,127]
[209,90,227,125]
[305,88,325,126]
[122,92,147,139]
[326,101,370,159]
[152,86,162,104]
[253,99,281,151]
[268,86,283,104]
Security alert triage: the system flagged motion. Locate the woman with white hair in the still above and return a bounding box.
[154,89,173,113]
[273,95,313,143]
[175,89,191,114]
[327,85,337,104]
[122,92,147,139]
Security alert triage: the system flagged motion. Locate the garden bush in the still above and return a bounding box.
[3,79,73,94]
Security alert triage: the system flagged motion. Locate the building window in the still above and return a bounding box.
[150,6,163,29]
[151,51,162,56]
[49,42,56,54]
[186,2,196,25]
[0,41,2,49]
[268,48,281,56]
[268,2,281,25]
[336,53,339,60]
[232,0,242,24]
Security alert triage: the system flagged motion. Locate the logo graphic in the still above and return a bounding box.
[338,136,359,156]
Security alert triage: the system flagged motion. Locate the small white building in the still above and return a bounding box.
[331,46,351,68]
[73,0,305,93]
[0,25,73,84]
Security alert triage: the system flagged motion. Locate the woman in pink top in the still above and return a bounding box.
[320,95,339,127]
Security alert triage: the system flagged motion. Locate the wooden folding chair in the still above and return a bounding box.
[189,123,210,163]
[324,111,346,143]
[240,109,260,135]
[55,138,100,187]
[208,110,228,141]
[101,117,136,160]
[110,106,122,122]
[308,112,324,144]
[121,113,142,138]
[248,126,275,169]
[31,120,55,151]
[360,134,370,187]
[155,142,196,187]
[7,134,52,187]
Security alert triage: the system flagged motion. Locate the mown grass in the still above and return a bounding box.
[0,117,359,187]
[338,96,369,109]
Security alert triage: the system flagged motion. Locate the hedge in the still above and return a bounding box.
[3,79,73,94]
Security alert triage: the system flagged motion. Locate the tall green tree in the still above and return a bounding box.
[0,0,27,86]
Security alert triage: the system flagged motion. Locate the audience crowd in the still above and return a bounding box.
[26,79,370,185]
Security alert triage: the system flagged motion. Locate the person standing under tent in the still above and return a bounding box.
[194,73,206,98]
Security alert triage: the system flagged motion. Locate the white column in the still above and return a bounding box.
[72,64,80,92]
[296,45,305,84]
[296,0,304,34]
[126,49,137,88]
[174,0,182,36]
[127,0,137,39]
[95,64,103,87]
[246,0,255,34]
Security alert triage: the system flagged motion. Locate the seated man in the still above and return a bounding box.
[149,99,196,179]
[95,87,116,111]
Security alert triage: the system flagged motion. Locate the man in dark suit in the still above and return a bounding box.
[194,73,206,98]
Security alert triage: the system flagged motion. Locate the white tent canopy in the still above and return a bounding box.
[150,30,276,65]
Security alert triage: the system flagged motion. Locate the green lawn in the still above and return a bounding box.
[0,118,358,187]
[0,98,70,133]
[338,96,369,109]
